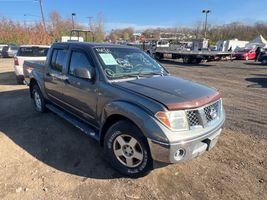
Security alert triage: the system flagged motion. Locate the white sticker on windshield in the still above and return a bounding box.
[99,53,118,65]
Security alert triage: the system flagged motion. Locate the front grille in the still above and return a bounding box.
[186,110,200,127]
[186,100,220,129]
[204,101,219,122]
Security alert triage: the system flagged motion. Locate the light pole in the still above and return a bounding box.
[34,0,46,31]
[86,16,93,29]
[86,16,94,42]
[202,9,211,38]
[71,13,76,30]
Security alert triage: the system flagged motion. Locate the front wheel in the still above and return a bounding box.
[32,85,46,112]
[104,120,153,177]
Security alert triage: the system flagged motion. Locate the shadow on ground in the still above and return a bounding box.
[243,62,267,67]
[0,89,121,180]
[243,62,260,66]
[246,74,267,88]
[0,71,18,85]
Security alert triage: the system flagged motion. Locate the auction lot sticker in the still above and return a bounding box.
[99,53,118,65]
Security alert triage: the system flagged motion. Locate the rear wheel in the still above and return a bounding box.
[262,59,267,65]
[104,120,153,177]
[32,85,46,112]
[183,56,192,64]
[155,53,163,60]
[195,58,202,64]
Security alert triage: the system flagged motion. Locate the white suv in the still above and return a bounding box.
[14,45,50,84]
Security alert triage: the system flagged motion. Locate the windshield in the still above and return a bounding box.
[95,47,167,79]
[17,47,49,57]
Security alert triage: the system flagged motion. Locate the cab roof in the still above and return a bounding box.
[53,42,137,49]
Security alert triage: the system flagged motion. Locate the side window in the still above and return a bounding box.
[51,50,58,68]
[51,49,67,72]
[69,51,94,76]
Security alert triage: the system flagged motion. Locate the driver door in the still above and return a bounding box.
[61,48,98,126]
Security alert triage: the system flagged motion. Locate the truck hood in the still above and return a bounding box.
[113,76,220,110]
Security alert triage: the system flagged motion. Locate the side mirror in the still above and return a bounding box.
[73,67,92,80]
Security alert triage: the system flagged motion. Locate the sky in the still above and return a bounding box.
[0,0,267,31]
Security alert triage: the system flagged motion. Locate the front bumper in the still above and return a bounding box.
[148,113,225,164]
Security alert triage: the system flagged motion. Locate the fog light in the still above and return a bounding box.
[174,148,185,161]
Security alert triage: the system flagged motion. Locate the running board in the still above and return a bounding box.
[46,104,99,141]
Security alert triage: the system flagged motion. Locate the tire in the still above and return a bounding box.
[104,120,153,177]
[32,84,46,112]
[195,58,202,64]
[16,75,24,84]
[155,53,163,60]
[183,56,192,64]
[262,59,267,65]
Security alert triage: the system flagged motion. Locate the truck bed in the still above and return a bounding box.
[154,49,233,63]
[155,49,233,56]
[23,60,46,85]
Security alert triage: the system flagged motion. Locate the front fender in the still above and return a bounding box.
[100,100,169,143]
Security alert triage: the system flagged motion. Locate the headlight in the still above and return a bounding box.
[155,110,189,131]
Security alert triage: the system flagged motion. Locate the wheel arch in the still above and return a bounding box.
[99,100,169,146]
[100,114,136,146]
[29,78,38,98]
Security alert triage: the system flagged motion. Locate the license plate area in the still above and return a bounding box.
[202,128,221,151]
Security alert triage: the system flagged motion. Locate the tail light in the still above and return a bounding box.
[14,57,19,65]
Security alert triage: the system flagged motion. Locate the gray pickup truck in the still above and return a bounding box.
[23,42,225,177]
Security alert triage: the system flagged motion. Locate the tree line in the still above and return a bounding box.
[1,11,267,45]
[112,23,267,44]
[0,11,105,45]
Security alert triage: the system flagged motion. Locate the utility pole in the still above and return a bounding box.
[202,9,211,38]
[36,0,46,31]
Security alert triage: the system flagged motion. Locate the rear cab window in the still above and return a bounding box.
[17,47,49,57]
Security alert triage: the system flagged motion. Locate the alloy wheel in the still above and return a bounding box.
[113,134,144,168]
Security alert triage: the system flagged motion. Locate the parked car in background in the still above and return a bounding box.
[2,44,19,58]
[0,44,8,58]
[14,45,50,84]
[234,49,256,60]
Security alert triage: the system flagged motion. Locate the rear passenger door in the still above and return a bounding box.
[45,47,69,106]
[61,48,98,126]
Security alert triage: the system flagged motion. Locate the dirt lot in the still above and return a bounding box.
[0,58,266,200]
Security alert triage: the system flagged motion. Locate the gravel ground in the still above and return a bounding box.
[0,58,266,200]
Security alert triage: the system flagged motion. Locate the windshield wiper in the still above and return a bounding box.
[110,71,165,80]
[110,74,140,80]
[138,71,165,77]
